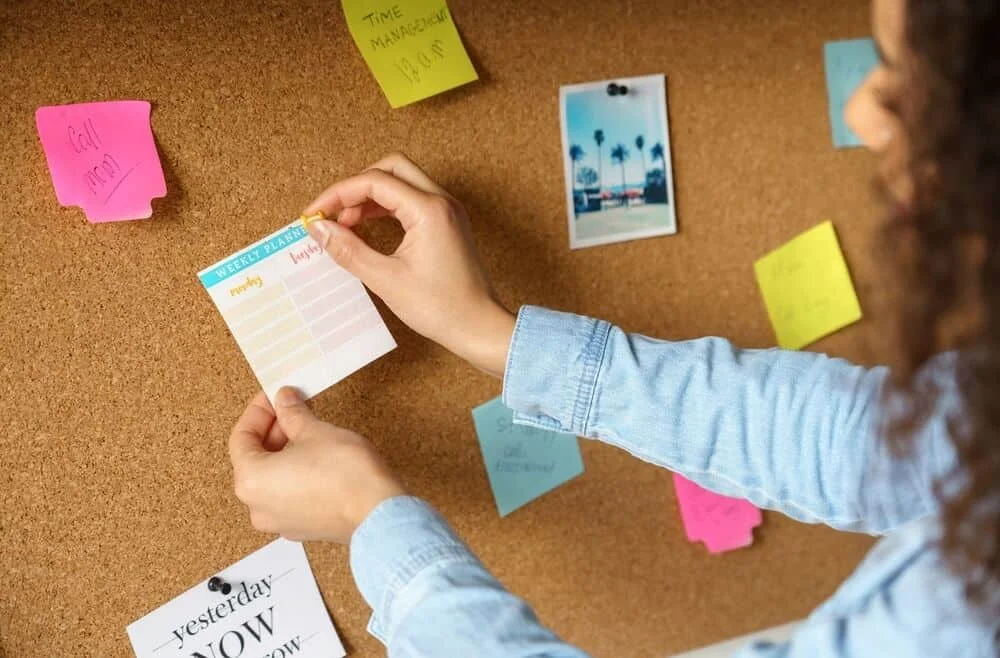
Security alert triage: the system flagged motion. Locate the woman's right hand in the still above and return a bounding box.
[302,153,516,377]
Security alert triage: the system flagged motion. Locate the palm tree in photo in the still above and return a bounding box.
[577,166,599,188]
[651,142,665,167]
[648,142,668,204]
[635,135,647,186]
[593,129,605,192]
[610,143,630,206]
[569,144,585,190]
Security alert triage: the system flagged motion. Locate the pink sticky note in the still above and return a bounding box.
[673,474,762,554]
[35,101,166,223]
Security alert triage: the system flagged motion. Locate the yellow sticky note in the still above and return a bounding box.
[753,221,862,350]
[342,1,478,108]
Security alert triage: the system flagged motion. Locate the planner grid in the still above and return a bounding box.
[198,220,395,400]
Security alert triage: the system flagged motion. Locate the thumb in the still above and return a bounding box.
[273,387,318,438]
[307,219,391,290]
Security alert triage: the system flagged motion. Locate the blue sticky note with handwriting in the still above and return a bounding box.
[472,397,584,517]
[824,38,879,148]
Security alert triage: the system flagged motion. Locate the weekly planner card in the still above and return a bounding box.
[127,539,345,658]
[35,100,167,222]
[472,397,584,517]
[754,221,862,350]
[198,220,396,402]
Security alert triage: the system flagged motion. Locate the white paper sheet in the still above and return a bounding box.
[127,539,345,658]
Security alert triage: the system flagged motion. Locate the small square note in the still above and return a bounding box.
[35,101,167,222]
[472,398,584,517]
[342,0,478,108]
[126,539,345,658]
[824,39,880,148]
[673,475,762,554]
[754,221,862,350]
[198,219,396,402]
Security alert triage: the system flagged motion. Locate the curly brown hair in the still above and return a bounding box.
[882,0,1000,615]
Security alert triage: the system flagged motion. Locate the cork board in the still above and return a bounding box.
[0,0,881,656]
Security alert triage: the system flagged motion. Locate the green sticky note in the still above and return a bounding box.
[342,0,478,108]
[754,221,862,350]
[472,398,584,517]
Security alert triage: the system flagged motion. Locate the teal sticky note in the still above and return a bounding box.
[472,397,584,517]
[824,38,879,148]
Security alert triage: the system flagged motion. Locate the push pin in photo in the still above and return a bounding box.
[606,82,629,97]
[207,576,232,595]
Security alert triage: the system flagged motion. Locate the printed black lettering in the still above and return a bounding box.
[190,647,217,658]
[168,575,275,653]
[217,630,245,658]
[240,606,275,643]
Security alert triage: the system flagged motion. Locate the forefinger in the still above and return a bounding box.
[367,152,448,197]
[302,169,433,232]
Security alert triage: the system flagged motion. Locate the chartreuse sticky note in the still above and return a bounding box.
[342,0,478,108]
[472,397,584,517]
[754,221,862,350]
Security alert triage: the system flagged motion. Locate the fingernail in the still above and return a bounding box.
[307,219,336,249]
[275,387,303,408]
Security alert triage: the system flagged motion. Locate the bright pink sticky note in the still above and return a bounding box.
[35,101,166,223]
[673,474,762,554]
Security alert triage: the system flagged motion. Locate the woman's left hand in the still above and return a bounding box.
[227,388,406,543]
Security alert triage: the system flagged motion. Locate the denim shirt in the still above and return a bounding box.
[349,306,997,657]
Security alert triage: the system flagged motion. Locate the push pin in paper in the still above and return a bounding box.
[606,82,629,96]
[300,210,325,228]
[206,576,232,595]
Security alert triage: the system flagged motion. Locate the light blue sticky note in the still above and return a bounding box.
[472,397,584,517]
[824,38,879,148]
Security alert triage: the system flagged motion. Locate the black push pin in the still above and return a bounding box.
[606,82,629,97]
[207,576,232,595]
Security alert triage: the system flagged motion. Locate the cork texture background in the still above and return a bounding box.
[1,1,881,656]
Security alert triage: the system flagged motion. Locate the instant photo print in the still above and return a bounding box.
[559,74,678,249]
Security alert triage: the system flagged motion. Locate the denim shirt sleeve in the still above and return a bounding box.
[503,306,958,534]
[351,496,592,657]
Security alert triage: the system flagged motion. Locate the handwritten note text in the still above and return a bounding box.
[35,101,166,223]
[342,0,478,108]
[754,221,862,350]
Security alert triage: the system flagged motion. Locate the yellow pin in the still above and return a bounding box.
[300,210,326,227]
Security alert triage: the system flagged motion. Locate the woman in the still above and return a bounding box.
[226,0,1000,655]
